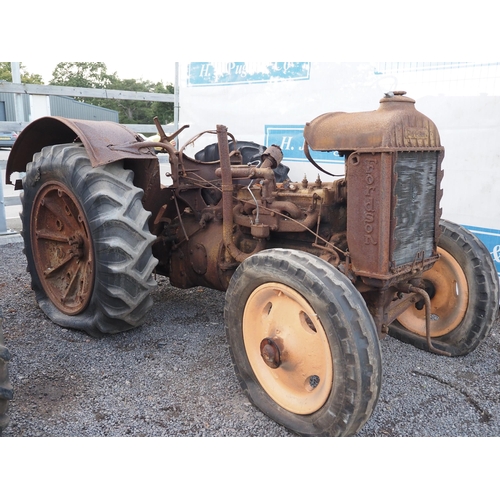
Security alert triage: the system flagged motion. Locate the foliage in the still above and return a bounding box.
[0,62,43,84]
[50,62,114,89]
[102,77,174,125]
[49,62,174,124]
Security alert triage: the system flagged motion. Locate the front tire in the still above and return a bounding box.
[21,143,158,337]
[224,249,382,437]
[390,219,499,356]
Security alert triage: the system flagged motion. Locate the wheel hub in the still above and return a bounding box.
[397,247,469,337]
[260,337,282,369]
[31,182,95,315]
[243,283,333,415]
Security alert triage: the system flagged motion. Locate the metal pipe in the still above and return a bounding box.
[11,63,25,124]
[397,284,451,357]
[215,166,275,179]
[174,62,179,149]
[217,125,265,263]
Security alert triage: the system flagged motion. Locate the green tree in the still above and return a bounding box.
[50,62,114,89]
[49,62,174,124]
[0,62,43,83]
[104,78,174,125]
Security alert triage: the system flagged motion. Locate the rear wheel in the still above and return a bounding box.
[21,143,158,337]
[390,219,499,356]
[225,249,382,436]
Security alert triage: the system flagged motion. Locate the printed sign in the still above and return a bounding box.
[265,124,344,168]
[187,62,310,87]
[464,225,500,277]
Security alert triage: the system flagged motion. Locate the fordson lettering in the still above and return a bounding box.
[364,160,377,245]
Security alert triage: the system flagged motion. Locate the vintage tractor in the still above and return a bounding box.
[5,91,499,436]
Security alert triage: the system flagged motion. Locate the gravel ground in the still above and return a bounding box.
[1,239,499,437]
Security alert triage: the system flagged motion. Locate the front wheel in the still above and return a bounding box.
[224,249,382,437]
[390,219,499,356]
[21,143,158,337]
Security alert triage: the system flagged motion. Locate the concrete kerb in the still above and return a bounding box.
[0,232,23,246]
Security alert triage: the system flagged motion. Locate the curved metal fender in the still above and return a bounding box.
[6,116,157,185]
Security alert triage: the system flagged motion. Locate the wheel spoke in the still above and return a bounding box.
[43,251,77,278]
[35,230,73,243]
[60,261,82,304]
[38,192,82,234]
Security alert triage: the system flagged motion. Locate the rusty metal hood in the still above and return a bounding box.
[303,91,442,152]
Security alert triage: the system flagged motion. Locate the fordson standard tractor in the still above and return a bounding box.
[5,91,499,436]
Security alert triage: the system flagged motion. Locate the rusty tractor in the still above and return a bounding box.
[5,91,499,436]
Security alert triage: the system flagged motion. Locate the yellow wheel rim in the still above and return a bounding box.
[398,247,469,337]
[243,282,333,415]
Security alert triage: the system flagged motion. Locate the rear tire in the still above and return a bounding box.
[390,219,499,356]
[224,248,382,436]
[21,143,158,337]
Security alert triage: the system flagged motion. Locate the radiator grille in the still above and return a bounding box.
[393,151,438,267]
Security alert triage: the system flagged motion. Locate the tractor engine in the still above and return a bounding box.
[163,91,444,342]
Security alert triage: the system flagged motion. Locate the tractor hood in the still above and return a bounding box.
[303,91,442,152]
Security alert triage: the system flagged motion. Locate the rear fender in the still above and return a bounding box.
[5,116,157,187]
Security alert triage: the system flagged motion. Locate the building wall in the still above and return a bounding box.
[48,96,118,122]
[0,93,30,121]
[0,94,118,122]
